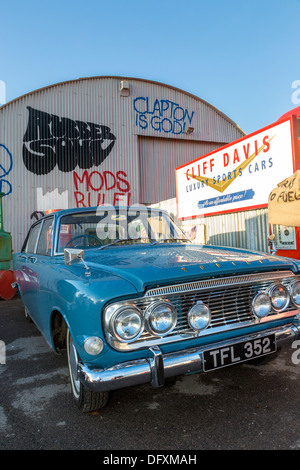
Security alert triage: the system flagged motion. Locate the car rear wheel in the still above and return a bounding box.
[66,328,109,412]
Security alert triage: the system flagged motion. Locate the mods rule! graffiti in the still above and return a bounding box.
[73,169,131,207]
[22,107,116,175]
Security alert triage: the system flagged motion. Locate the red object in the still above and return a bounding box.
[273,108,300,259]
[45,209,61,214]
[0,270,16,300]
[277,106,300,121]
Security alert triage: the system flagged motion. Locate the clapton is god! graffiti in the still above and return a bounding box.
[133,96,195,135]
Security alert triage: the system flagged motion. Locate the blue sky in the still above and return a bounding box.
[1,0,299,134]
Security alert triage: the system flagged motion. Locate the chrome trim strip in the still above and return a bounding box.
[144,271,295,297]
[78,319,300,393]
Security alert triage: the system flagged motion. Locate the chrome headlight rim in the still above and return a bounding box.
[252,292,272,319]
[110,305,144,343]
[187,300,211,332]
[144,300,177,336]
[269,283,290,312]
[290,280,300,308]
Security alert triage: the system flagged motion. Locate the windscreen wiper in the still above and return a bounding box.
[151,238,190,246]
[99,238,129,250]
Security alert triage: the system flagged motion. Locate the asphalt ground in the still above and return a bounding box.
[1,297,300,453]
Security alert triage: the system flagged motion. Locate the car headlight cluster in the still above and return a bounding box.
[187,301,211,331]
[290,280,300,308]
[112,306,144,342]
[107,281,300,344]
[109,299,212,343]
[144,301,177,336]
[252,281,300,320]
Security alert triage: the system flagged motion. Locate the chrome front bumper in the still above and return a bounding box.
[78,320,300,393]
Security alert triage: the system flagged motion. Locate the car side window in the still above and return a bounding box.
[23,222,42,253]
[36,217,54,255]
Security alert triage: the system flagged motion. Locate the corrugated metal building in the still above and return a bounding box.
[0,76,245,252]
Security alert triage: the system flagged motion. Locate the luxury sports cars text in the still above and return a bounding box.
[102,454,197,466]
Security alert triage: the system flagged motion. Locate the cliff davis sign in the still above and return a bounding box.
[175,117,298,219]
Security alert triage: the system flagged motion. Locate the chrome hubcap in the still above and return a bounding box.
[68,333,80,397]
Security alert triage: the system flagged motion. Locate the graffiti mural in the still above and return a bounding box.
[73,169,131,207]
[0,144,13,196]
[22,107,116,175]
[134,96,195,135]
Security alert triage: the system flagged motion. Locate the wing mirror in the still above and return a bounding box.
[64,248,91,276]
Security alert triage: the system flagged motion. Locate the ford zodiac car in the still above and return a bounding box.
[13,206,300,412]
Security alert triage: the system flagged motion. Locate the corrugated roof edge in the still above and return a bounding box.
[0,75,246,136]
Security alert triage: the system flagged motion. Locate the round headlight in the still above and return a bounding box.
[112,306,143,342]
[290,281,300,308]
[252,292,271,319]
[188,301,211,331]
[270,284,290,311]
[145,301,177,336]
[83,336,104,356]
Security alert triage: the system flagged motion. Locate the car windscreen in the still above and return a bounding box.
[56,208,188,252]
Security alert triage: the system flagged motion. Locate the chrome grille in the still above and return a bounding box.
[104,271,300,351]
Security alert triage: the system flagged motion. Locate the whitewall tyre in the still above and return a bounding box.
[66,328,109,412]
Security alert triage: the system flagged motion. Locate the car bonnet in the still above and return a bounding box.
[82,243,300,293]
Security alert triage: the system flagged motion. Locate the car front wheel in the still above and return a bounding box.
[66,328,109,412]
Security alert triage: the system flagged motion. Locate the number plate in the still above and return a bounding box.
[203,334,277,372]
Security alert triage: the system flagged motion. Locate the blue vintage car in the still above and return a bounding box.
[13,206,300,412]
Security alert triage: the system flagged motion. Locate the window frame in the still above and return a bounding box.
[21,216,55,255]
[22,221,43,254]
[36,216,55,256]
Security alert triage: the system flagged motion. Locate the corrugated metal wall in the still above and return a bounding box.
[153,197,269,254]
[138,137,223,204]
[204,208,269,253]
[0,76,245,252]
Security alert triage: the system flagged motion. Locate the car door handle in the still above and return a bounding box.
[17,254,28,261]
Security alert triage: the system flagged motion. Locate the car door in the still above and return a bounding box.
[32,216,56,332]
[14,217,54,328]
[14,220,43,320]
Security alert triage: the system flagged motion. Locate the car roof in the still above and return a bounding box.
[44,205,168,220]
